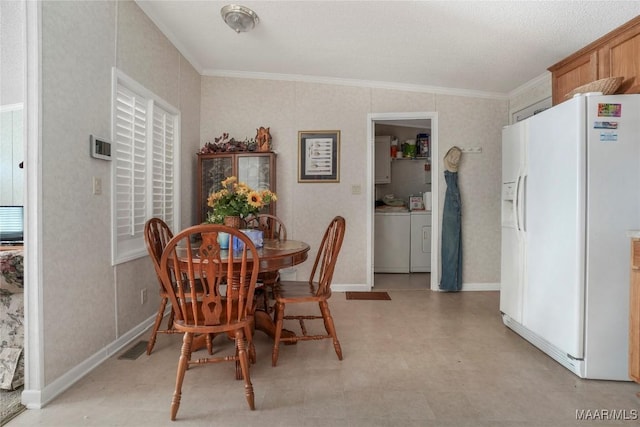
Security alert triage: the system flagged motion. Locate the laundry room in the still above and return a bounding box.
[374,121,433,284]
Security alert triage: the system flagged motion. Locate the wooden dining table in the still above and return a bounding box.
[175,238,310,345]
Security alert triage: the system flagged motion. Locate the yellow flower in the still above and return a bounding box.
[247,191,263,209]
[221,176,237,188]
[205,176,277,224]
[207,191,222,207]
[236,183,250,195]
[262,190,277,202]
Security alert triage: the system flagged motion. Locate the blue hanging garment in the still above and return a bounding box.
[440,169,462,291]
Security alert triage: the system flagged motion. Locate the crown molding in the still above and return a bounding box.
[203,69,509,100]
[508,72,551,99]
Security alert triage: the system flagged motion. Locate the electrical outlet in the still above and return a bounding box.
[140,288,147,305]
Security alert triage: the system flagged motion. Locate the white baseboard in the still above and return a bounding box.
[331,283,370,292]
[22,311,162,409]
[330,282,500,293]
[461,282,500,291]
[429,282,501,291]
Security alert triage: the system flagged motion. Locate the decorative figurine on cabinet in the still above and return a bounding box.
[256,126,272,152]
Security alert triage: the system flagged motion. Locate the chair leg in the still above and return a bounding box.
[320,301,343,361]
[206,333,214,355]
[244,323,256,364]
[167,308,175,330]
[147,297,168,355]
[236,329,255,410]
[171,332,193,421]
[271,301,285,366]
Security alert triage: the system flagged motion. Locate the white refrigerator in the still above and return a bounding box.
[501,93,640,380]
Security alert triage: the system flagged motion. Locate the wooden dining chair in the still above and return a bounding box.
[159,224,260,420]
[145,218,214,356]
[144,218,179,355]
[246,213,287,240]
[246,214,288,310]
[271,216,346,367]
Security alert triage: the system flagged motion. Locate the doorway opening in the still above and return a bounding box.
[367,112,439,291]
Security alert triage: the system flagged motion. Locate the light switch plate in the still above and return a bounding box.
[90,135,112,160]
[92,177,102,195]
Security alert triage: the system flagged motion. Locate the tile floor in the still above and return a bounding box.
[8,274,640,426]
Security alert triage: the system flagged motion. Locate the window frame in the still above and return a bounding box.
[110,68,181,265]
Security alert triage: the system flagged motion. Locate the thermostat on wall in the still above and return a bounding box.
[90,135,112,161]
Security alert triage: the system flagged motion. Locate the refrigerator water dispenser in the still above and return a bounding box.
[502,182,517,228]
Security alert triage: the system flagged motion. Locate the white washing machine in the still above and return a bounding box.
[374,210,410,273]
[410,211,431,272]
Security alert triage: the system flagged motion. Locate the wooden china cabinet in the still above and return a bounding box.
[548,16,640,105]
[197,151,277,224]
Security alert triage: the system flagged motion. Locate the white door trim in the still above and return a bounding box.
[367,112,439,291]
[22,0,45,408]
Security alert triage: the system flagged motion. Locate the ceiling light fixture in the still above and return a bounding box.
[221,4,259,33]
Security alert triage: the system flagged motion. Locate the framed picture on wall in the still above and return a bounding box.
[298,130,340,183]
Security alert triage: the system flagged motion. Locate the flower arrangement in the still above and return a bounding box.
[198,133,257,154]
[205,176,277,224]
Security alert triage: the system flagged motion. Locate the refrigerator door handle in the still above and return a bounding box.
[514,175,521,231]
[516,174,526,232]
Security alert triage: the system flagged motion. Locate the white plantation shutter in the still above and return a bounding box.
[114,85,147,241]
[150,106,175,223]
[112,69,180,264]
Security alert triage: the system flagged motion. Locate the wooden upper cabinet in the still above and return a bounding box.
[602,22,640,93]
[549,16,640,105]
[550,52,598,105]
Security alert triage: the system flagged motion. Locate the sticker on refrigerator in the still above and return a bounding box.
[594,121,618,129]
[599,132,618,142]
[597,103,621,117]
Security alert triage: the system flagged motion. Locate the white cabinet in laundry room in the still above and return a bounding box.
[375,136,391,184]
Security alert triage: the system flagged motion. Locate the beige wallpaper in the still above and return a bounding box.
[200,77,508,286]
[201,78,371,283]
[180,58,203,229]
[435,95,507,283]
[41,0,118,383]
[40,0,201,384]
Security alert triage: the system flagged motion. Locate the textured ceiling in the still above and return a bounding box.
[136,1,640,96]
